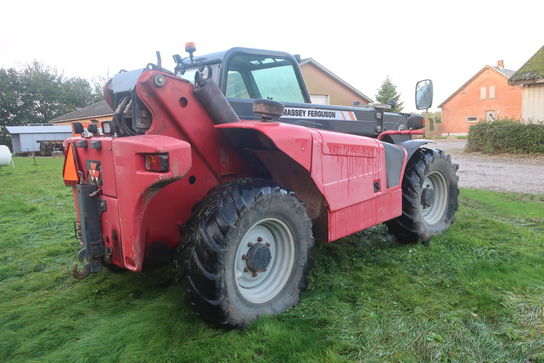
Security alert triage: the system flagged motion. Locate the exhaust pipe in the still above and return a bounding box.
[193,75,240,125]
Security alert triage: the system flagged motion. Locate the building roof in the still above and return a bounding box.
[492,66,515,78]
[299,58,373,103]
[5,125,72,134]
[50,100,113,123]
[438,65,517,108]
[509,46,544,85]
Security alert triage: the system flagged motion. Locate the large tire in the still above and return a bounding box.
[180,178,314,328]
[386,148,459,243]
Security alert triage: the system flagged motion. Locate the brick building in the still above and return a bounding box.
[438,61,522,135]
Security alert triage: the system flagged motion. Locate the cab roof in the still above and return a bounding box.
[181,47,296,66]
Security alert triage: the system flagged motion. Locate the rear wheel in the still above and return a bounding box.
[386,148,459,243]
[180,178,314,328]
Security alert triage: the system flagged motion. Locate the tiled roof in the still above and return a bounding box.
[50,100,113,122]
[509,46,544,84]
[492,66,515,78]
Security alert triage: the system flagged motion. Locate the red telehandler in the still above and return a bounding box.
[63,45,458,328]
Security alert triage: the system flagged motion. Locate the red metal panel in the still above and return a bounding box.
[112,135,192,271]
[314,130,386,211]
[328,188,402,241]
[100,196,123,267]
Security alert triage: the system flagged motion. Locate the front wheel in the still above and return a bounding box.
[180,179,314,328]
[386,148,459,243]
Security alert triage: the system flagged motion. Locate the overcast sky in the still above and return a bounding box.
[1,0,542,112]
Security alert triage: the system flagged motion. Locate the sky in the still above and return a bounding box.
[1,0,543,112]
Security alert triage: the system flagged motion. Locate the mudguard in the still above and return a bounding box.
[400,139,434,160]
[216,121,313,171]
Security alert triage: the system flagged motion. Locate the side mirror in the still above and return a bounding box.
[415,79,433,110]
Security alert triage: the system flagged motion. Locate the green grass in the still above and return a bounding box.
[1,158,543,362]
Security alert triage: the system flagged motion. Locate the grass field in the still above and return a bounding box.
[1,158,543,362]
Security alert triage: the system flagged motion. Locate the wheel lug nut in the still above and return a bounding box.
[247,242,254,247]
[265,242,270,247]
[252,272,257,277]
[242,254,247,260]
[257,237,263,242]
[244,267,249,272]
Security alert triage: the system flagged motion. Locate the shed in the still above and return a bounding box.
[509,45,544,123]
[5,126,72,154]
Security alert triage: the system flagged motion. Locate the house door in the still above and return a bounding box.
[485,111,496,121]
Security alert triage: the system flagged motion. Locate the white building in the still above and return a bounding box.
[5,126,72,154]
[509,45,544,123]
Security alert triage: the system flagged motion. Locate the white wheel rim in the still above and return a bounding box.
[421,171,448,225]
[234,218,295,304]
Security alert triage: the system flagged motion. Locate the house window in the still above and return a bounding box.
[489,86,496,99]
[480,87,487,99]
[310,94,330,105]
[466,116,478,122]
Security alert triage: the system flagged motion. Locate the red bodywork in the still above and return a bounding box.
[65,70,407,272]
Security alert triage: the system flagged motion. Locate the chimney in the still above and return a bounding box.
[497,60,504,68]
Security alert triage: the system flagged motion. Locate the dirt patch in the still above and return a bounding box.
[429,140,544,194]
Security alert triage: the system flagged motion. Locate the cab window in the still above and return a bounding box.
[226,71,250,98]
[225,54,305,103]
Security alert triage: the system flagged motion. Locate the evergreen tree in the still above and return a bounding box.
[375,77,404,112]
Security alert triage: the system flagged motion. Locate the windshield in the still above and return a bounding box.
[225,54,305,103]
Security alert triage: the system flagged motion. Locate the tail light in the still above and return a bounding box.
[145,153,169,172]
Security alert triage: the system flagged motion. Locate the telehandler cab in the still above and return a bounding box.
[63,44,458,327]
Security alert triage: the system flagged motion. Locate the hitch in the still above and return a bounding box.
[72,263,90,279]
[72,259,102,280]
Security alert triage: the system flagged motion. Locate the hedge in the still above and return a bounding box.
[467,120,544,154]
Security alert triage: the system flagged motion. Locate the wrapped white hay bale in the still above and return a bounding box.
[0,145,13,166]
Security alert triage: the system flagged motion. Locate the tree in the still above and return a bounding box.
[91,74,111,99]
[0,62,101,127]
[375,77,404,112]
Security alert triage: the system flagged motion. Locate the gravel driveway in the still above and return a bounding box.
[430,140,544,194]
